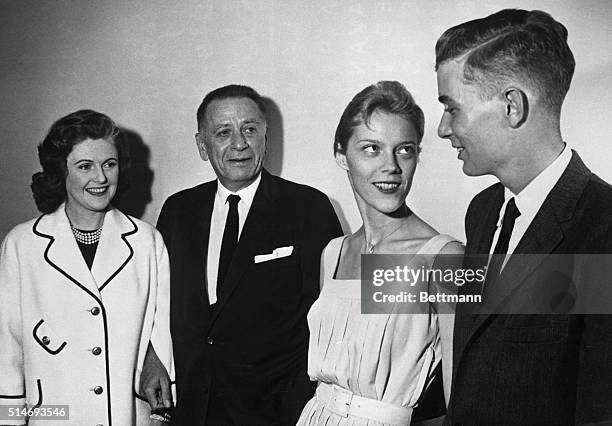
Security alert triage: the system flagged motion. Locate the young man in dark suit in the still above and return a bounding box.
[142,85,342,425]
[435,9,612,425]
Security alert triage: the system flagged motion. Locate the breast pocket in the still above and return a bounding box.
[33,319,67,355]
[252,245,300,276]
[255,249,300,275]
[252,247,302,301]
[253,251,299,270]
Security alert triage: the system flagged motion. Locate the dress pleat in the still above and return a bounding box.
[297,235,456,425]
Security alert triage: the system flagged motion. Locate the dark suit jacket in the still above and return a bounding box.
[157,169,342,425]
[448,152,612,425]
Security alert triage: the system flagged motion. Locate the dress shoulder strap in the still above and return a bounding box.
[321,236,346,281]
[417,234,457,257]
[417,234,460,270]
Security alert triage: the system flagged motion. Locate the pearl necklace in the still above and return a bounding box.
[71,225,103,245]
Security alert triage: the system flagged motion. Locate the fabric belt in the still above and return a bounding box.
[316,382,413,425]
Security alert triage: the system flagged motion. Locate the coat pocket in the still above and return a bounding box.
[33,319,67,355]
[27,378,43,408]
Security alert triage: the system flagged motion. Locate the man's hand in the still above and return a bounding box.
[140,343,173,410]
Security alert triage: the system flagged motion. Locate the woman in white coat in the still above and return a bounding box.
[0,110,173,425]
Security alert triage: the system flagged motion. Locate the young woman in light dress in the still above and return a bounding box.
[297,81,463,425]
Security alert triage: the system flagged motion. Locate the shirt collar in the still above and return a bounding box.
[215,173,262,208]
[499,144,571,225]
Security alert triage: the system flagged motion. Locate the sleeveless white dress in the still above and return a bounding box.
[297,234,457,425]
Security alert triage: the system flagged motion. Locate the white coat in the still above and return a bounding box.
[0,206,173,425]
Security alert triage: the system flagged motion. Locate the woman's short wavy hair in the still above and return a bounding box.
[334,81,425,155]
[30,109,129,214]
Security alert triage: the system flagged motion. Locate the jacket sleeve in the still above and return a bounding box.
[150,230,174,382]
[133,228,175,401]
[0,233,27,425]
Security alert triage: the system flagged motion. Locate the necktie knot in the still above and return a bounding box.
[493,197,520,255]
[227,194,240,207]
[485,197,521,287]
[504,197,521,223]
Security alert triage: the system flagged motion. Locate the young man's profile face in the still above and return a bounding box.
[436,59,509,178]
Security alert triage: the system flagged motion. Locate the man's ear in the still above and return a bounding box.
[503,87,529,128]
[264,133,268,156]
[335,150,348,171]
[195,132,209,161]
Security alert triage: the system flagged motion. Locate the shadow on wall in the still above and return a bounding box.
[262,97,283,176]
[260,96,350,234]
[115,128,154,219]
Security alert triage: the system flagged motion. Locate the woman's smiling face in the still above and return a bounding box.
[65,138,119,219]
[337,110,420,215]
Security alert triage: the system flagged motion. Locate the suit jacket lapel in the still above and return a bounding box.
[472,185,505,257]
[459,151,591,347]
[210,171,277,324]
[91,209,137,291]
[479,151,589,314]
[34,205,100,297]
[194,182,216,309]
[478,200,564,313]
[453,185,504,370]
[458,184,504,317]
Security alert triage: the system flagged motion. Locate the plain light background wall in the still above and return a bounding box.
[1,0,611,242]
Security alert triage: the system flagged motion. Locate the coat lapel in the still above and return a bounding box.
[194,183,216,308]
[34,205,100,297]
[91,209,137,291]
[458,184,504,317]
[210,171,277,324]
[459,151,591,348]
[471,184,505,257]
[478,200,564,313]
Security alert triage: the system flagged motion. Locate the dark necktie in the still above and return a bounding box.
[484,197,521,287]
[217,194,240,298]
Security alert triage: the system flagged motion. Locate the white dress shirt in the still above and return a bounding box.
[489,144,572,269]
[206,174,261,304]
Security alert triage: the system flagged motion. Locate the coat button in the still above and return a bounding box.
[206,336,214,345]
[93,386,103,395]
[90,307,100,316]
[92,347,102,356]
[41,336,50,345]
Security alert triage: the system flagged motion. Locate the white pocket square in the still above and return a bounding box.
[254,246,294,264]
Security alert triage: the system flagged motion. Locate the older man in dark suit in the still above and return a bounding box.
[435,9,612,425]
[142,84,342,425]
